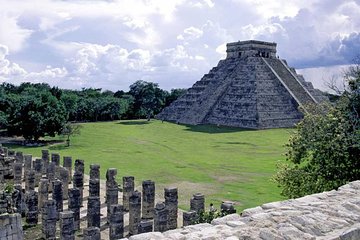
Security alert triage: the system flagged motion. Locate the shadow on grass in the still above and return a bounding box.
[117,120,150,125]
[182,124,255,134]
[2,139,64,149]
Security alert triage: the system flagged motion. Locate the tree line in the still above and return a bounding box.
[0,80,186,141]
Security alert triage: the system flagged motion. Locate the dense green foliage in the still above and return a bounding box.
[0,81,185,139]
[7,120,290,211]
[274,65,360,198]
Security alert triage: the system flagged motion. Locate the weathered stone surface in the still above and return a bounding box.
[183,210,197,227]
[90,164,100,179]
[38,178,48,210]
[164,187,178,230]
[157,40,328,129]
[142,180,155,219]
[63,156,72,183]
[121,181,360,240]
[73,159,84,206]
[41,149,49,175]
[60,211,75,240]
[83,227,101,240]
[129,190,141,235]
[0,213,23,240]
[33,158,43,187]
[47,161,56,192]
[68,188,81,230]
[59,167,70,200]
[87,196,101,228]
[154,202,169,232]
[42,199,57,240]
[138,219,153,234]
[109,204,124,240]
[52,179,63,219]
[106,168,118,218]
[123,176,134,211]
[89,178,100,197]
[13,162,22,185]
[190,193,205,213]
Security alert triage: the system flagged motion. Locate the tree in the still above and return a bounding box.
[165,88,187,107]
[274,64,360,198]
[129,80,167,120]
[61,123,82,146]
[7,91,67,141]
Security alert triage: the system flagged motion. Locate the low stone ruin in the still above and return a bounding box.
[0,145,224,239]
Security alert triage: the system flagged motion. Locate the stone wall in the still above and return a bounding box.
[122,180,360,240]
[0,213,23,240]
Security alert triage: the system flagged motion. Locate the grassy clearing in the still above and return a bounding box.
[5,120,293,211]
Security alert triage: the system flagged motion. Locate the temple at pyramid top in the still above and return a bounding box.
[156,40,328,129]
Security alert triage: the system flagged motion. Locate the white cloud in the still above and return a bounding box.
[0,14,33,52]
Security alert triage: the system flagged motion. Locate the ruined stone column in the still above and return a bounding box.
[68,188,81,230]
[13,162,22,185]
[83,227,101,240]
[53,179,63,219]
[129,190,141,235]
[60,211,75,240]
[73,159,84,206]
[154,202,169,232]
[183,210,197,226]
[51,152,61,166]
[38,178,49,210]
[13,184,24,216]
[90,164,100,179]
[63,156,72,183]
[51,153,61,179]
[25,190,38,226]
[41,149,49,175]
[87,196,101,228]
[106,168,118,217]
[138,219,153,234]
[109,204,124,240]
[8,149,15,157]
[42,199,57,240]
[15,151,23,164]
[190,193,205,213]
[165,187,178,230]
[59,167,70,200]
[142,180,155,219]
[23,154,32,180]
[221,201,236,214]
[33,158,43,187]
[89,179,100,197]
[47,162,56,192]
[122,176,134,211]
[25,169,35,191]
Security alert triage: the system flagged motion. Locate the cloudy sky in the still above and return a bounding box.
[0,0,359,91]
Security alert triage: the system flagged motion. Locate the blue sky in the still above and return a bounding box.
[0,0,359,91]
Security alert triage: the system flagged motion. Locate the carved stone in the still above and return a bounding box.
[164,187,178,230]
[109,204,124,240]
[122,176,134,211]
[129,190,141,235]
[154,202,169,232]
[142,180,155,219]
[60,211,75,240]
[87,196,101,228]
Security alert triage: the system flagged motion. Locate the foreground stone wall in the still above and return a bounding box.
[122,181,360,240]
[0,213,23,240]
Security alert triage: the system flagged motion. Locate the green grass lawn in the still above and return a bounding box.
[4,120,293,212]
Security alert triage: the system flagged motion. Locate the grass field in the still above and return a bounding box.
[5,120,293,212]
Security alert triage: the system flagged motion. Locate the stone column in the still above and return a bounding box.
[129,190,141,235]
[83,227,101,240]
[25,190,38,226]
[109,204,124,240]
[47,162,56,192]
[87,196,101,228]
[33,158,43,187]
[60,211,75,240]
[42,199,57,240]
[38,178,49,210]
[23,154,32,180]
[106,168,118,217]
[122,176,134,211]
[25,169,35,191]
[68,188,81,230]
[165,187,178,230]
[154,202,169,232]
[63,156,72,183]
[59,167,70,200]
[13,184,24,216]
[142,180,155,219]
[53,179,63,219]
[89,179,100,197]
[8,149,15,157]
[15,151,23,164]
[13,162,22,185]
[41,149,49,175]
[138,219,153,234]
[183,210,197,226]
[221,201,236,214]
[51,153,60,166]
[190,193,205,213]
[90,164,100,179]
[73,159,84,206]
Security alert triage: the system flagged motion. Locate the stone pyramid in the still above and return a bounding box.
[156,40,328,129]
